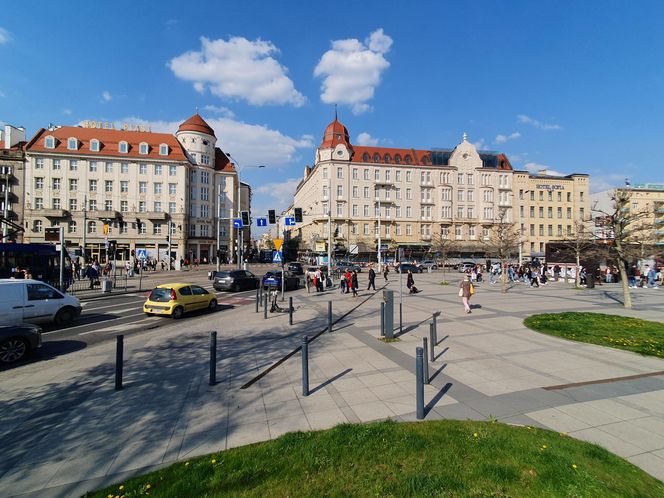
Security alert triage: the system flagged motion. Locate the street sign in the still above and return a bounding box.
[233,219,244,229]
[272,251,283,263]
[273,238,283,251]
[136,248,147,260]
[257,218,267,227]
[349,244,359,255]
[380,244,388,251]
[285,217,296,226]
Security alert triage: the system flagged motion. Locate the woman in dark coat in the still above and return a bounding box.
[407,269,415,293]
[351,271,359,297]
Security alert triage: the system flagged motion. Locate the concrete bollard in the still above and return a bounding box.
[380,301,385,337]
[264,289,268,319]
[209,331,217,386]
[429,322,435,362]
[416,347,424,420]
[422,337,430,384]
[433,311,440,345]
[302,335,309,396]
[115,335,124,391]
[289,296,293,326]
[328,301,332,333]
[255,288,259,313]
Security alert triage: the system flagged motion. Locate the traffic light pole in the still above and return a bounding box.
[216,184,221,272]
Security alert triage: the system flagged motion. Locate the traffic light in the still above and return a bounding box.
[294,207,303,223]
[241,210,250,226]
[334,228,339,237]
[268,209,276,224]
[108,240,117,259]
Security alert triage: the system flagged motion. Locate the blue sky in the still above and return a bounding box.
[1,0,663,223]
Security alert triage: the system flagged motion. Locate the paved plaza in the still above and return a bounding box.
[1,274,663,497]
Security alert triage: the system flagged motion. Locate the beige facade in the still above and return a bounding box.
[512,171,590,257]
[0,124,27,242]
[22,115,244,264]
[289,118,590,261]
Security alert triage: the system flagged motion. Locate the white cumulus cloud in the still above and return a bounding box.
[314,28,393,115]
[101,90,112,102]
[494,132,521,144]
[524,162,564,176]
[0,28,12,44]
[356,132,379,146]
[203,105,235,118]
[517,114,561,130]
[169,36,306,107]
[120,115,313,168]
[473,138,487,150]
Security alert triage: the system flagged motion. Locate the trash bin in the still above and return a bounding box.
[102,279,113,293]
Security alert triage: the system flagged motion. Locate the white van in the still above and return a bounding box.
[0,279,82,325]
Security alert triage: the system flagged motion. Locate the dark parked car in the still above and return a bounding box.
[335,261,362,273]
[395,263,423,274]
[0,323,42,364]
[213,270,259,292]
[262,270,300,291]
[287,262,304,275]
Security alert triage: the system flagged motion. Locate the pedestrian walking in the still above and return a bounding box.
[351,270,359,297]
[340,273,347,293]
[367,265,376,290]
[383,265,389,283]
[459,273,474,314]
[344,270,352,294]
[406,269,419,294]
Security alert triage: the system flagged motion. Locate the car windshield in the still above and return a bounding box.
[215,272,231,278]
[149,288,172,302]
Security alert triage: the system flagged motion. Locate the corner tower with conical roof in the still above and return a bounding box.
[176,114,217,168]
[316,116,353,163]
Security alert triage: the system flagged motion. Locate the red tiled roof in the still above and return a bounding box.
[26,126,189,161]
[177,114,216,137]
[215,147,235,172]
[321,118,351,149]
[351,146,431,166]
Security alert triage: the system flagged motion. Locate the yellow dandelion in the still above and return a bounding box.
[211,459,217,464]
[185,461,190,466]
[542,444,547,449]
[572,464,577,469]
[146,484,151,490]
[473,432,478,438]
[119,485,124,491]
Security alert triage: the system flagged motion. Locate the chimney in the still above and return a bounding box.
[4,124,26,148]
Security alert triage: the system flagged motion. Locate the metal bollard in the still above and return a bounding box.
[429,322,435,362]
[416,347,424,420]
[399,302,403,335]
[422,337,430,384]
[302,335,309,396]
[115,335,124,391]
[259,287,263,306]
[380,302,385,337]
[433,311,440,345]
[289,297,293,326]
[255,288,259,313]
[328,301,332,333]
[209,331,217,386]
[264,289,268,319]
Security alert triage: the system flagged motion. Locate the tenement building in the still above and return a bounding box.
[0,124,27,243]
[22,114,245,264]
[290,117,589,261]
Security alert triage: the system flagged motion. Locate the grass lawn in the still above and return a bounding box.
[524,312,664,359]
[87,420,664,497]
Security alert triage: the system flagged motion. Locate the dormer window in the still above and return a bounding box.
[45,136,55,149]
[119,141,129,153]
[373,153,380,163]
[159,144,168,156]
[90,139,100,152]
[139,142,149,155]
[405,155,412,165]
[384,154,391,164]
[362,152,370,162]
[394,154,402,164]
[67,138,78,150]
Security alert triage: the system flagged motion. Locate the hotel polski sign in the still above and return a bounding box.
[82,120,152,132]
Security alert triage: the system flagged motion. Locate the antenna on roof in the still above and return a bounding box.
[334,104,338,121]
[195,106,199,114]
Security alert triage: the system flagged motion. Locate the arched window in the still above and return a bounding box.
[405,155,412,164]
[362,152,370,162]
[44,136,55,149]
[139,142,149,155]
[394,154,401,164]
[421,156,429,165]
[119,141,129,153]
[384,154,391,163]
[90,139,100,152]
[67,138,78,150]
[373,153,381,163]
[87,221,97,234]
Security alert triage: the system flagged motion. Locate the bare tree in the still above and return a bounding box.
[482,208,519,293]
[554,218,601,287]
[431,228,458,283]
[593,189,657,308]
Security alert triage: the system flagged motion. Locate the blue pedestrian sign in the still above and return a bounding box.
[272,251,283,263]
[233,219,244,229]
[136,248,147,260]
[257,218,267,227]
[285,217,296,226]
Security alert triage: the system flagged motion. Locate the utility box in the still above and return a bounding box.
[383,289,394,339]
[102,279,113,293]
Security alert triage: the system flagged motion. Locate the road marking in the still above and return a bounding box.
[80,300,145,312]
[42,311,148,335]
[78,317,159,336]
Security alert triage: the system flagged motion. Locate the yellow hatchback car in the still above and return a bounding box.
[143,283,217,319]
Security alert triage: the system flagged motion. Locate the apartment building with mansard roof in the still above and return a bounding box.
[22,114,243,265]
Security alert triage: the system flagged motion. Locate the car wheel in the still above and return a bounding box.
[172,306,184,319]
[231,283,239,292]
[55,307,76,326]
[0,337,28,364]
[208,299,217,311]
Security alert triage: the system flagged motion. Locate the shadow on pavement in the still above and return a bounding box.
[0,340,87,371]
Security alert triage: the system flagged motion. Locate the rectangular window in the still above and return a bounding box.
[539,224,544,236]
[52,198,61,209]
[337,185,343,197]
[201,204,209,218]
[336,202,343,216]
[121,163,129,174]
[154,164,162,175]
[363,186,370,198]
[364,223,369,235]
[104,200,113,211]
[530,206,535,217]
[567,192,571,202]
[363,205,369,217]
[395,206,401,217]
[457,173,464,184]
[363,169,369,180]
[395,170,401,182]
[153,183,162,195]
[53,159,61,170]
[169,183,177,195]
[89,180,97,192]
[169,165,177,176]
[567,207,572,219]
[482,227,489,239]
[469,225,476,238]
[139,201,146,213]
[352,168,358,180]
[352,204,358,216]
[557,191,562,201]
[547,191,553,201]
[154,201,162,212]
[169,202,176,214]
[104,180,112,192]
[35,197,44,209]
[467,189,474,202]
[68,221,77,233]
[406,188,412,200]
[557,207,562,218]
[375,169,380,181]
[395,224,401,236]
[567,225,572,236]
[69,199,77,211]
[406,224,412,236]
[458,207,464,218]
[548,225,553,236]
[557,225,563,236]
[396,188,401,200]
[105,162,113,173]
[385,170,391,181]
[579,207,585,218]
[455,226,462,238]
[200,187,209,200]
[530,191,535,201]
[139,182,147,194]
[34,177,44,189]
[406,206,412,218]
[35,158,44,169]
[406,171,412,182]
[201,171,209,184]
[548,207,553,218]
[121,200,128,212]
[352,186,358,198]
[69,160,78,171]
[337,167,343,179]
[539,206,544,218]
[468,207,474,218]
[457,190,464,202]
[120,181,128,193]
[139,164,147,175]
[530,224,535,236]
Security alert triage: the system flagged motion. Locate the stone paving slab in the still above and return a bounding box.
[2,277,664,496]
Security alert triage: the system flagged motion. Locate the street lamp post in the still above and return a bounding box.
[327,178,332,278]
[216,183,221,272]
[376,185,382,272]
[518,190,531,266]
[82,194,87,263]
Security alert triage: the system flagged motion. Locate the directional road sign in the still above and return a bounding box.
[256,218,267,227]
[272,251,283,263]
[233,219,244,229]
[136,248,147,260]
[285,217,296,226]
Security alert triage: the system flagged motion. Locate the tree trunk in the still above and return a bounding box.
[501,260,507,293]
[617,263,632,309]
[575,253,581,288]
